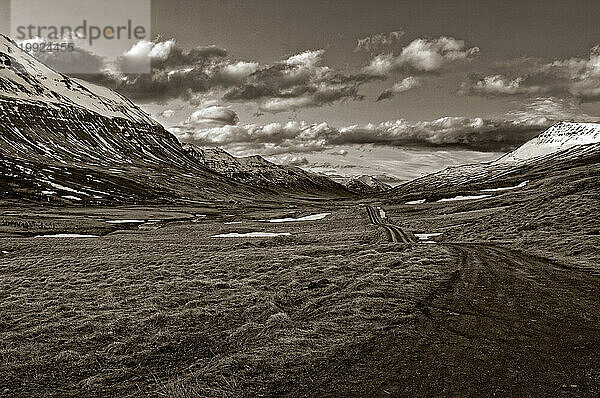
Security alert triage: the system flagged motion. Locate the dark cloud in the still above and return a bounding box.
[223,50,381,113]
[36,40,382,110]
[110,40,233,102]
[24,35,477,112]
[99,44,380,109]
[47,39,234,103]
[116,40,228,73]
[176,106,239,131]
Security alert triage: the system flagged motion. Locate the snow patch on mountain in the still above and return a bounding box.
[212,232,292,238]
[267,213,331,223]
[499,122,600,162]
[437,194,492,202]
[0,34,154,124]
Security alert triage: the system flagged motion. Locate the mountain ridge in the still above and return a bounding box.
[385,121,600,202]
[499,121,600,162]
[183,144,351,196]
[0,34,351,204]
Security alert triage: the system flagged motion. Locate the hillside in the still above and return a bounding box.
[183,144,351,196]
[344,175,391,195]
[499,122,600,162]
[386,122,600,202]
[0,35,349,204]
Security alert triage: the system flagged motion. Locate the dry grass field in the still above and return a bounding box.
[1,185,599,397]
[0,203,460,397]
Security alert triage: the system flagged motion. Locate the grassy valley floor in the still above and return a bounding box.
[0,198,599,397]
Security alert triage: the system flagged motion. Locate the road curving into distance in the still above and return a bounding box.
[365,205,417,244]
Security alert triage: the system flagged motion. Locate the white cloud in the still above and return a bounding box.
[284,50,325,67]
[172,113,555,156]
[363,53,395,76]
[180,106,239,130]
[220,61,260,82]
[355,30,405,53]
[259,96,315,113]
[122,39,176,61]
[377,76,423,100]
[462,45,600,102]
[473,75,526,95]
[363,36,479,76]
[276,155,309,166]
[159,109,175,118]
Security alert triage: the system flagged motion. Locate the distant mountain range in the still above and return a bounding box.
[183,145,395,195]
[1,32,599,206]
[183,145,349,196]
[343,175,391,194]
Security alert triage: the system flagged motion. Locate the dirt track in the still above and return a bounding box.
[352,206,600,397]
[367,243,600,397]
[365,205,417,244]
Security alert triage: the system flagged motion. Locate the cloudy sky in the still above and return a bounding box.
[5,0,600,183]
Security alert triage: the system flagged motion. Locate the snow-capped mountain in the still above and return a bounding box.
[0,34,352,203]
[0,35,153,124]
[344,175,391,195]
[387,121,600,202]
[183,144,350,195]
[0,37,260,203]
[499,122,600,162]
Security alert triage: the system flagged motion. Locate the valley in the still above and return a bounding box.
[1,29,599,397]
[2,155,599,396]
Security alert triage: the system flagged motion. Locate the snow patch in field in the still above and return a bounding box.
[36,234,98,238]
[106,219,146,224]
[212,232,292,238]
[481,181,529,192]
[62,195,82,201]
[437,194,491,202]
[405,199,426,205]
[267,213,331,223]
[1,250,9,254]
[415,233,442,240]
[224,221,243,225]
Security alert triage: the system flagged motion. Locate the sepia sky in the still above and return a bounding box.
[3,0,600,181]
[147,0,600,124]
